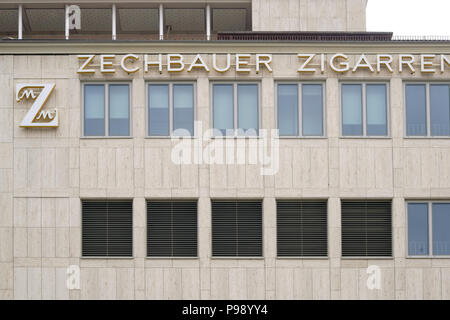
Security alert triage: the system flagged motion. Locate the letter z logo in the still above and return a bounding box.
[16,83,59,127]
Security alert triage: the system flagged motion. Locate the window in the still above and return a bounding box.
[341,83,388,136]
[212,8,250,32]
[83,83,130,137]
[211,200,262,257]
[79,8,112,34]
[116,8,159,40]
[408,202,450,256]
[82,200,133,257]
[341,200,392,257]
[165,8,205,33]
[118,8,158,33]
[25,8,65,36]
[212,83,259,136]
[277,200,327,257]
[406,83,450,136]
[277,83,324,136]
[148,83,194,136]
[0,9,18,37]
[147,200,197,257]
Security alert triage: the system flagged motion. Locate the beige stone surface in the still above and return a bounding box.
[252,0,367,32]
[0,36,449,300]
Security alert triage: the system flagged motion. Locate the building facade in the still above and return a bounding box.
[1,0,450,300]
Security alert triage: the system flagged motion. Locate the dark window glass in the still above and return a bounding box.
[237,84,258,135]
[430,84,450,136]
[366,84,387,136]
[212,8,248,32]
[302,84,324,136]
[406,84,427,136]
[25,8,64,35]
[432,203,450,256]
[407,203,429,256]
[118,8,159,33]
[82,200,133,257]
[147,201,197,257]
[80,8,112,33]
[165,9,205,32]
[109,84,130,136]
[173,84,194,136]
[212,200,262,257]
[277,84,298,136]
[84,84,105,136]
[277,200,327,257]
[341,201,392,257]
[0,9,18,35]
[342,84,363,135]
[213,84,234,135]
[148,84,170,136]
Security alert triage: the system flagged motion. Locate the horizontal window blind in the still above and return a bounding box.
[147,200,197,257]
[82,200,133,257]
[277,200,328,257]
[212,200,262,257]
[341,200,392,257]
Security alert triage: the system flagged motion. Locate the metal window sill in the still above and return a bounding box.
[211,257,264,260]
[80,136,134,139]
[209,136,262,139]
[146,257,199,260]
[276,256,329,260]
[146,136,265,139]
[406,256,450,259]
[339,136,392,139]
[404,136,450,139]
[341,257,394,260]
[145,136,195,139]
[278,136,328,139]
[80,256,134,259]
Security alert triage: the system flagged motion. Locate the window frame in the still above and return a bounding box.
[80,198,134,259]
[210,81,261,137]
[340,81,390,138]
[78,7,113,35]
[406,200,450,258]
[0,8,19,35]
[210,199,264,259]
[23,7,66,36]
[211,7,250,33]
[404,82,450,138]
[117,7,160,35]
[275,199,329,259]
[163,8,206,34]
[340,199,393,259]
[81,82,132,138]
[146,81,197,138]
[275,81,327,138]
[146,199,199,259]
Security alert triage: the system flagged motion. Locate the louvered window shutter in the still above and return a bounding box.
[341,200,392,257]
[147,200,197,257]
[82,200,133,257]
[212,200,262,257]
[277,200,328,257]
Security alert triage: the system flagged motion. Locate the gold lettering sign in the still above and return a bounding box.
[77,53,450,75]
[16,83,59,128]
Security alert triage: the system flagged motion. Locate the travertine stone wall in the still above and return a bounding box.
[0,43,450,299]
[0,55,14,300]
[252,0,367,32]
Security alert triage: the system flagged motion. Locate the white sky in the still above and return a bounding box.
[367,0,450,36]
